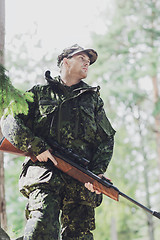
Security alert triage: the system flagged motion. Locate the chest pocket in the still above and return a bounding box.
[80,102,97,142]
[33,99,60,137]
[39,99,58,116]
[35,99,59,132]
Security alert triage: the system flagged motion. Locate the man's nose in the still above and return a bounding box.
[84,60,90,66]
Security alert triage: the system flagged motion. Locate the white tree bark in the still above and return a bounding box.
[0,0,7,231]
[111,217,118,240]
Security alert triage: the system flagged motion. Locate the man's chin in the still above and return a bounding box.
[81,72,88,79]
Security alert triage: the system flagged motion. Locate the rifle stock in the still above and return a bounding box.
[0,137,119,201]
[0,137,37,162]
[0,137,160,219]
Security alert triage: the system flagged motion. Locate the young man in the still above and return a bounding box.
[1,44,115,239]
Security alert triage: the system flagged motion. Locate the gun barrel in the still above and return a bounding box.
[152,211,160,219]
[119,191,160,219]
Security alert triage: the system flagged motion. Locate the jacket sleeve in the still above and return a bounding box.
[1,85,50,156]
[89,96,116,175]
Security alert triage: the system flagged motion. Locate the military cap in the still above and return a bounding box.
[57,44,98,67]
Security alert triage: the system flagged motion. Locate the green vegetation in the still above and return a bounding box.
[0,64,33,117]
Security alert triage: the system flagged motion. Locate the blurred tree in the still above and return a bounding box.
[91,0,160,177]
[90,0,160,239]
[5,32,58,89]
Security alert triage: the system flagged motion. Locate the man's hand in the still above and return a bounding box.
[36,150,57,165]
[85,174,111,194]
[84,182,101,194]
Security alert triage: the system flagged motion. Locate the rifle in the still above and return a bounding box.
[0,137,160,220]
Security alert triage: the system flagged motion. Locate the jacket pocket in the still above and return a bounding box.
[34,99,59,135]
[96,108,116,137]
[39,99,58,116]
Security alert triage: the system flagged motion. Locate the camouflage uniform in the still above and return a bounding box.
[1,76,115,240]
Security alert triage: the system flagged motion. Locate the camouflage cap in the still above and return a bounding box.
[57,44,98,67]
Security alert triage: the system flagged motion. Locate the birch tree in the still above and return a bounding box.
[0,0,7,230]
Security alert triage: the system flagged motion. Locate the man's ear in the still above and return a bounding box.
[63,57,69,67]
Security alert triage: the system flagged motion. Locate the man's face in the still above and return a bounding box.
[66,52,90,79]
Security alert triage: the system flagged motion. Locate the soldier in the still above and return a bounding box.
[1,44,115,239]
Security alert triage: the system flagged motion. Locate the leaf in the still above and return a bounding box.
[0,64,33,117]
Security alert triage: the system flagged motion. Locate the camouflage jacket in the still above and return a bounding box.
[1,76,115,175]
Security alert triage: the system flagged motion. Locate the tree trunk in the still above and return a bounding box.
[136,108,155,240]
[150,0,160,180]
[143,154,155,240]
[151,76,160,175]
[0,0,5,65]
[0,0,7,231]
[0,134,7,230]
[110,217,118,240]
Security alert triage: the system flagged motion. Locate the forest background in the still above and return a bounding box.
[0,0,160,239]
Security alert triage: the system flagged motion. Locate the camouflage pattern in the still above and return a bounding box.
[19,163,101,239]
[0,227,10,240]
[1,76,115,239]
[57,44,98,67]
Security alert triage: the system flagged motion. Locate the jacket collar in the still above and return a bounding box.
[49,75,100,94]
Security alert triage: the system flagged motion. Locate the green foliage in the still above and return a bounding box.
[4,155,27,239]
[89,0,160,239]
[0,64,33,117]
